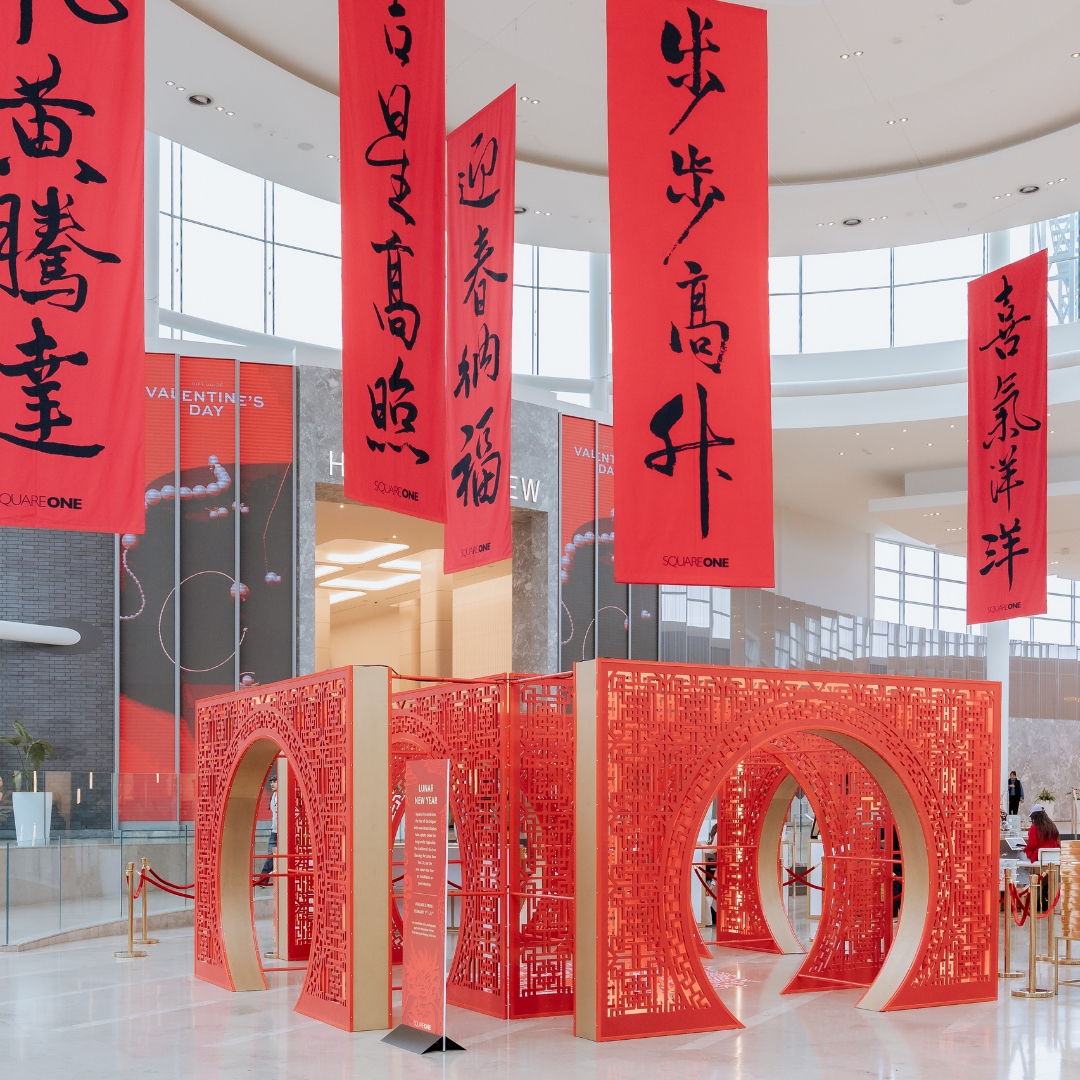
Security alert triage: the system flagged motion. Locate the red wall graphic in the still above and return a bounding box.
[967,249,1048,624]
[608,0,773,588]
[400,758,450,1037]
[340,0,446,522]
[119,355,294,821]
[443,87,516,573]
[0,1,144,534]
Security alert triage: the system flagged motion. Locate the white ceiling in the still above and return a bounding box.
[152,0,1080,253]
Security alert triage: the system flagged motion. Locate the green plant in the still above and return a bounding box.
[0,721,56,792]
[1038,787,1056,804]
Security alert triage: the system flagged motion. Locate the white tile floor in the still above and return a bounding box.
[0,917,1077,1078]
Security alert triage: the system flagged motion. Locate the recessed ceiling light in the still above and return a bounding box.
[176,86,186,92]
[1073,52,1080,57]
[828,221,834,225]
[994,195,1001,199]
[928,443,933,446]
[531,99,540,104]
[890,446,894,450]
[1060,177,1067,182]
[166,80,175,86]
[1004,192,1011,196]
[817,222,824,227]
[881,215,887,219]
[902,429,907,432]
[520,95,529,101]
[870,216,876,221]
[839,452,844,456]
[215,106,224,111]
[840,53,850,59]
[1048,180,1056,186]
[226,111,234,116]
[854,51,863,56]
[544,211,552,216]
[950,424,955,428]
[887,119,896,125]
[327,153,337,160]
[855,431,860,435]
[899,117,908,122]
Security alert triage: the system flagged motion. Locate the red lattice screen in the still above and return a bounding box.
[583,661,998,1041]
[195,670,354,1029]
[285,766,313,961]
[389,674,576,1020]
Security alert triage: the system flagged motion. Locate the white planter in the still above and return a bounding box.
[12,791,52,847]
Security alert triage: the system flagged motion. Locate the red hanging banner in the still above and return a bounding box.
[340,0,445,522]
[967,250,1047,625]
[443,87,515,573]
[608,0,773,587]
[0,0,144,534]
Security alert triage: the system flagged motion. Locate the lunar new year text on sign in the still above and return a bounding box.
[0,0,144,533]
[967,250,1047,625]
[607,0,772,587]
[340,0,446,522]
[443,87,515,573]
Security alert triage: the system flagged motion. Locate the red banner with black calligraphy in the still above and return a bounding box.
[967,250,1047,625]
[443,87,515,573]
[608,0,773,587]
[340,0,445,522]
[0,0,144,534]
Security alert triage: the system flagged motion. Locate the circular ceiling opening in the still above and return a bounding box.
[188,93,213,107]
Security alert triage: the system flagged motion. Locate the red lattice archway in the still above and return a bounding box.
[194,667,392,1032]
[575,661,999,1042]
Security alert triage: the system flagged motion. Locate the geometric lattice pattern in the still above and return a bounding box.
[590,661,998,1040]
[195,671,352,1028]
[285,769,314,961]
[770,732,895,992]
[390,673,576,1019]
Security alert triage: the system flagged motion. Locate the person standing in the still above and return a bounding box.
[1008,771,1024,816]
[256,776,278,886]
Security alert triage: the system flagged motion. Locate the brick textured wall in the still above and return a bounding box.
[0,528,114,773]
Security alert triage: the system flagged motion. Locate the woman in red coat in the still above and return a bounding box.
[1024,803,1060,863]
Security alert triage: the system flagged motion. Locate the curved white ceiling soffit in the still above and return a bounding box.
[150,0,1080,254]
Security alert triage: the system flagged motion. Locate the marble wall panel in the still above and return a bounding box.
[1009,717,1080,831]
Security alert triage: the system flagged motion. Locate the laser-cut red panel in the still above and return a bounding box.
[390,674,577,1019]
[195,670,354,1030]
[510,676,576,1018]
[589,661,998,1041]
[285,768,313,961]
[767,733,895,992]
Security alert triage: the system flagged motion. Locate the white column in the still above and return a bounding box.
[589,253,610,414]
[985,229,1013,800]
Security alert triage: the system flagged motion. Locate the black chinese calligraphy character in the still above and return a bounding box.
[661,7,725,135]
[981,518,1028,588]
[0,316,101,457]
[462,224,507,316]
[990,445,1024,511]
[669,260,728,373]
[17,0,128,45]
[458,133,500,209]
[664,145,724,265]
[979,275,1031,360]
[20,186,119,310]
[0,55,93,159]
[365,85,414,225]
[451,406,502,507]
[644,383,733,539]
[366,357,429,464]
[982,370,1042,449]
[387,2,405,14]
[73,159,105,184]
[0,193,19,298]
[384,22,412,65]
[453,323,500,399]
[371,231,420,350]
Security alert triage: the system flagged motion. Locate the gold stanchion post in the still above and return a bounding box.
[1001,867,1024,978]
[136,858,159,946]
[114,862,147,959]
[1012,871,1053,999]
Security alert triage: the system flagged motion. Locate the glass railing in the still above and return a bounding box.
[0,772,275,947]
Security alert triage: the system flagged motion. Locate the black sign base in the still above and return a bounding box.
[381,1024,465,1055]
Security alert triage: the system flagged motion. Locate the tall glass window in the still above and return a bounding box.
[158,140,342,349]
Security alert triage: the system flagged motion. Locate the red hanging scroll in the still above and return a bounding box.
[966,250,1047,625]
[443,87,516,572]
[340,0,446,522]
[0,1,144,534]
[608,0,773,588]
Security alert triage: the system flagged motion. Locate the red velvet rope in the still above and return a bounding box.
[139,868,194,900]
[1009,881,1030,925]
[145,866,195,891]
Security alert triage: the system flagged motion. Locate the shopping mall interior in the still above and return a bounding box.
[2,0,1080,1075]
